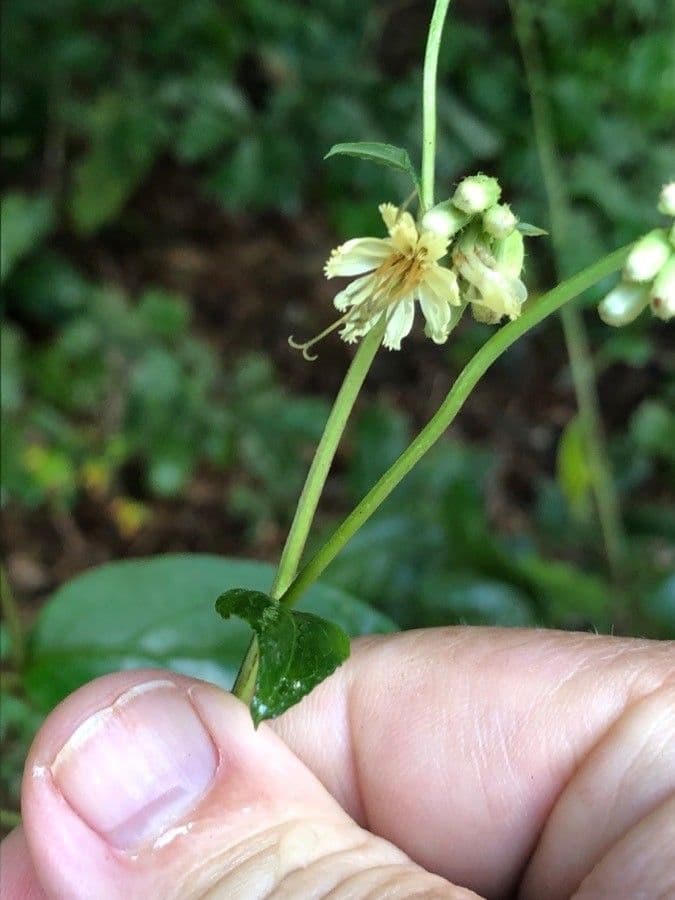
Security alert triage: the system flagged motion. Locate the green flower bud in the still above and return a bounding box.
[624,229,671,282]
[482,203,517,239]
[493,230,525,279]
[421,200,471,239]
[597,281,650,327]
[452,174,501,215]
[649,255,675,321]
[669,222,675,247]
[657,182,675,217]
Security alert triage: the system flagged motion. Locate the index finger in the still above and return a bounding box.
[271,627,675,898]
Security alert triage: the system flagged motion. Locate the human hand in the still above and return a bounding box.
[2,627,673,898]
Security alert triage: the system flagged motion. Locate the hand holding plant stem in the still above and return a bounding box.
[227,0,672,724]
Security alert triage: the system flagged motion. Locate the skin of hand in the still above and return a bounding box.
[1,627,673,899]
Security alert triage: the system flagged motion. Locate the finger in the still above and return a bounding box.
[18,668,479,899]
[521,682,675,899]
[0,827,46,900]
[271,627,675,898]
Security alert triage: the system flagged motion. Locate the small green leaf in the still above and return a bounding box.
[516,222,548,237]
[324,142,420,192]
[1,193,55,282]
[556,416,593,518]
[216,588,350,725]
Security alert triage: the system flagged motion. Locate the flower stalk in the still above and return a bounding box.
[232,320,385,702]
[280,246,630,609]
[421,0,453,211]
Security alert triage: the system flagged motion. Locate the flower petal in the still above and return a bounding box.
[418,230,450,262]
[379,203,400,233]
[333,273,376,311]
[424,264,460,305]
[383,298,415,350]
[389,213,419,254]
[418,284,451,342]
[325,238,391,278]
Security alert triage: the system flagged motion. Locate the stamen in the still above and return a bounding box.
[288,312,353,361]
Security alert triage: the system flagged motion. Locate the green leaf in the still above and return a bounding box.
[69,94,164,234]
[556,416,593,518]
[324,142,420,192]
[516,222,548,237]
[1,193,55,282]
[418,574,535,627]
[24,555,395,712]
[215,589,350,725]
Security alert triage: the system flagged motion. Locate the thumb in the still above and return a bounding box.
[14,669,478,899]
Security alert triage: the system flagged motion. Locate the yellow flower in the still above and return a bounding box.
[290,203,460,358]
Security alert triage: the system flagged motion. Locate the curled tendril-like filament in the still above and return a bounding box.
[287,312,353,361]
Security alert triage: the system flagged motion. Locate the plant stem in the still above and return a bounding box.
[232,322,384,703]
[0,565,24,670]
[280,246,630,608]
[510,0,626,580]
[421,0,453,212]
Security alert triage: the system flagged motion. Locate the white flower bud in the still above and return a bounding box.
[597,281,649,327]
[649,255,675,321]
[421,200,470,239]
[482,203,517,239]
[452,174,502,215]
[623,229,671,282]
[493,230,525,279]
[657,182,675,217]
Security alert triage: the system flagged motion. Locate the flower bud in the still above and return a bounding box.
[493,230,525,279]
[421,200,470,239]
[482,203,517,239]
[452,174,501,215]
[657,182,675,217]
[623,229,671,282]
[597,281,649,327]
[649,255,675,321]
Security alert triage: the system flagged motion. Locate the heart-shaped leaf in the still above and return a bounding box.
[324,142,420,193]
[216,588,350,725]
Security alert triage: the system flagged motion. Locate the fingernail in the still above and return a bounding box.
[51,679,218,850]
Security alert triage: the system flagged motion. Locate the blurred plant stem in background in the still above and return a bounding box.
[510,0,627,583]
[232,322,385,703]
[1,565,25,670]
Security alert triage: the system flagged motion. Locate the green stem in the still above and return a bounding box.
[510,0,626,580]
[281,246,630,608]
[421,0,452,211]
[232,322,384,702]
[1,566,24,670]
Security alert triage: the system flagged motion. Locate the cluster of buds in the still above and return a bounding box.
[293,173,538,357]
[422,174,529,325]
[598,183,675,326]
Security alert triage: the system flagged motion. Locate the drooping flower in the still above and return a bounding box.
[597,282,650,326]
[290,203,460,358]
[453,229,528,323]
[623,229,671,282]
[650,255,675,321]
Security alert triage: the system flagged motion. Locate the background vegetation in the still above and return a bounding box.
[1,0,674,819]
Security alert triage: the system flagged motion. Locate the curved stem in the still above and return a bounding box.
[232,321,384,702]
[510,0,626,580]
[280,246,630,608]
[421,0,452,212]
